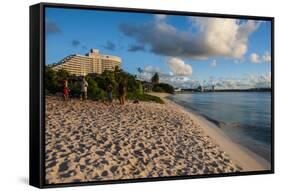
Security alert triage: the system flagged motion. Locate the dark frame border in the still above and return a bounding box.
[30,2,274,189]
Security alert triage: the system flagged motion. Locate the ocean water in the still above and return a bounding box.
[168,92,272,162]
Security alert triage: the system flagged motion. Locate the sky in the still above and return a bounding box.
[45,7,272,89]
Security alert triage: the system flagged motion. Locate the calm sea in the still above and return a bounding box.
[168,92,272,162]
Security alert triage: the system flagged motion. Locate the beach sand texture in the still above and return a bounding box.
[45,96,241,184]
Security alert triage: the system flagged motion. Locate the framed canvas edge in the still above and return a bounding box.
[30,3,45,188]
[29,2,275,189]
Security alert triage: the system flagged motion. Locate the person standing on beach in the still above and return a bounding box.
[107,84,113,103]
[80,77,88,101]
[118,82,126,105]
[63,80,70,101]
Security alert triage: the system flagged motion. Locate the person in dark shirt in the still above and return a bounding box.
[107,84,113,103]
[118,82,126,105]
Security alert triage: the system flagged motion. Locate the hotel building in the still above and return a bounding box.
[52,49,121,76]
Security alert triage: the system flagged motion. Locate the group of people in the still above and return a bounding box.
[62,77,126,105]
[62,77,88,101]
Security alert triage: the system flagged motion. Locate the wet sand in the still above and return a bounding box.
[45,95,242,184]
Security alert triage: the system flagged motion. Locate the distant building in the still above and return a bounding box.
[51,49,121,76]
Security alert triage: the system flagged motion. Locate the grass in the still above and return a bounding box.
[134,93,164,104]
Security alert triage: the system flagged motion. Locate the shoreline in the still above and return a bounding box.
[148,92,270,171]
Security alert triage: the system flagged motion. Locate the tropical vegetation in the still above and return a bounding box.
[45,66,167,104]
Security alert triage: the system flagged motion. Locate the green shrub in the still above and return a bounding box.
[87,78,106,100]
[138,93,164,104]
[45,67,62,94]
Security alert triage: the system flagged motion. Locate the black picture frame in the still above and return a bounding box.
[30,2,274,189]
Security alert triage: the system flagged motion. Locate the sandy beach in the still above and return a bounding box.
[45,94,267,184]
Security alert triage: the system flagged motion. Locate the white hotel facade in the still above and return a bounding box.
[52,49,121,76]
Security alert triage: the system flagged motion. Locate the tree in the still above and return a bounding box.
[151,73,159,84]
[152,83,174,94]
[45,67,59,94]
[56,69,70,82]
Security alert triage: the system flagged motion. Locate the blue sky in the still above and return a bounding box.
[45,7,271,89]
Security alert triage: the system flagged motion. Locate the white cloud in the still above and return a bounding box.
[154,14,167,21]
[120,16,261,60]
[143,65,162,73]
[250,53,261,63]
[247,72,271,88]
[137,64,194,88]
[211,73,271,89]
[250,51,271,63]
[193,18,260,59]
[138,65,271,89]
[262,51,271,62]
[209,59,217,67]
[167,57,192,76]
